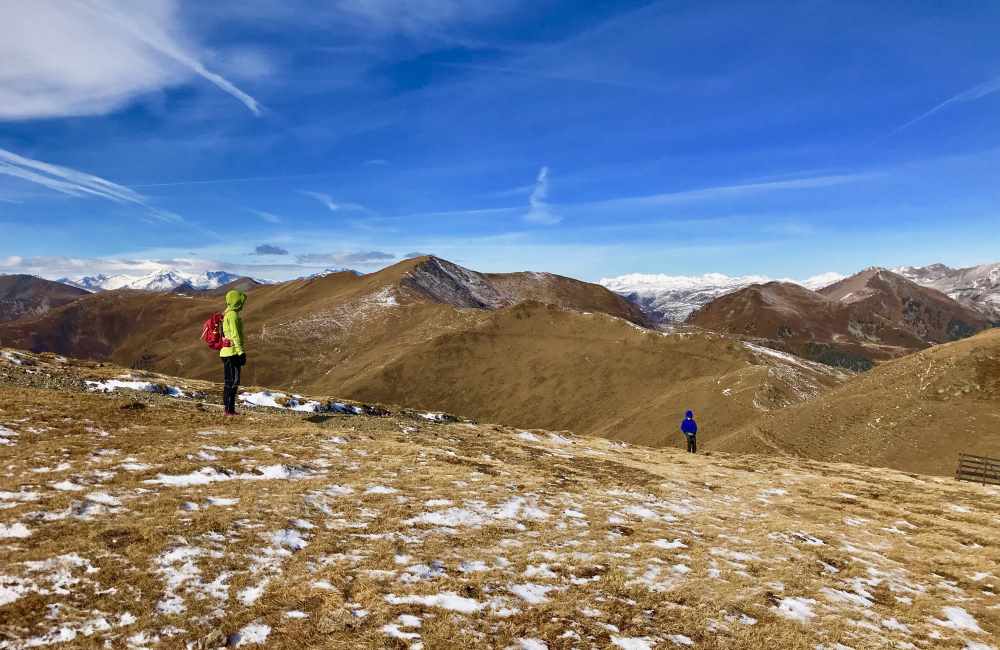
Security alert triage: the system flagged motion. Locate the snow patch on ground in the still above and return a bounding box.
[384,591,484,613]
[85,380,185,398]
[508,583,555,604]
[611,636,656,650]
[0,522,32,538]
[930,606,984,633]
[773,596,816,623]
[144,464,319,487]
[232,622,271,646]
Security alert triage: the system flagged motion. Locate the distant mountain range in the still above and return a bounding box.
[894,262,1000,321]
[687,267,991,369]
[598,271,845,323]
[57,267,362,292]
[4,257,995,378]
[59,270,255,293]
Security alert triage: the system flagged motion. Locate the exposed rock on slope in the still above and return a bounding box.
[708,327,1000,476]
[819,268,988,343]
[895,261,1000,321]
[687,268,990,369]
[0,274,88,323]
[401,256,648,323]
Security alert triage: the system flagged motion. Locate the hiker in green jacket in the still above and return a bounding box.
[221,290,247,416]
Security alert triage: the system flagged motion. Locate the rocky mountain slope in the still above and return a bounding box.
[895,261,1000,321]
[0,274,88,323]
[599,272,844,324]
[708,327,1000,476]
[0,351,997,649]
[0,257,848,449]
[687,268,991,369]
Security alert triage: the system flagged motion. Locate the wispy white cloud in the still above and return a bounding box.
[300,190,371,213]
[0,149,145,204]
[250,209,283,224]
[0,0,259,120]
[585,173,876,209]
[525,165,560,225]
[134,171,332,188]
[0,256,189,279]
[487,182,536,199]
[0,147,181,222]
[210,45,280,82]
[389,206,521,221]
[76,0,261,115]
[894,74,1000,133]
[333,0,518,35]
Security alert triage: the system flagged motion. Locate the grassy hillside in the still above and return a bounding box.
[341,302,849,448]
[0,353,997,648]
[708,328,1000,475]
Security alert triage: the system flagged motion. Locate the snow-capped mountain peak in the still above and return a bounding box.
[599,271,845,324]
[799,272,847,290]
[894,261,1000,320]
[59,269,247,292]
[306,268,362,279]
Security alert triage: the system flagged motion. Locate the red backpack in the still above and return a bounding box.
[200,313,232,350]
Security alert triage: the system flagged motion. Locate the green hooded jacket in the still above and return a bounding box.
[220,290,247,358]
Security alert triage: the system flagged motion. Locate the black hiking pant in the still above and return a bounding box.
[223,354,245,413]
[686,435,697,453]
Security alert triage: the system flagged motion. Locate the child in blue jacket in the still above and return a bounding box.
[680,410,698,453]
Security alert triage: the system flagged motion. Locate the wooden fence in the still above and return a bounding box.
[956,453,1000,486]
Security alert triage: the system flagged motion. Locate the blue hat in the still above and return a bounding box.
[685,410,694,418]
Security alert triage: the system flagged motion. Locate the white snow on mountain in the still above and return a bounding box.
[894,262,1000,320]
[59,270,248,293]
[798,272,846,290]
[599,271,844,324]
[305,268,362,279]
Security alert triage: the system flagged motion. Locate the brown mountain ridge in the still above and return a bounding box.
[686,267,990,369]
[0,274,89,323]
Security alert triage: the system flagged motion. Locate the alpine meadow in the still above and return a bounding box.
[1,2,999,649]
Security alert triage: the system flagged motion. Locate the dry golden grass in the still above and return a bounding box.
[711,328,1000,476]
[1,351,998,649]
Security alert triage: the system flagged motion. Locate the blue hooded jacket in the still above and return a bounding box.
[680,411,697,435]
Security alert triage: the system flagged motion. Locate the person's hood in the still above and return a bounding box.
[225,290,247,312]
[685,410,694,418]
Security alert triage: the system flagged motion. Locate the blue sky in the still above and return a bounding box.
[1,0,999,282]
